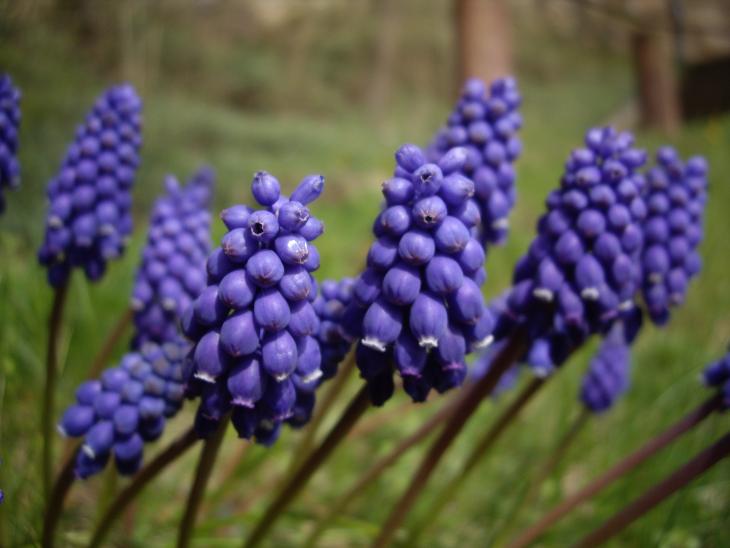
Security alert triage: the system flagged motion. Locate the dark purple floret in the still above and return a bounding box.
[131,168,214,347]
[427,77,522,246]
[58,338,190,478]
[0,73,21,213]
[580,323,631,413]
[313,277,356,381]
[186,172,329,444]
[640,148,708,325]
[702,349,730,409]
[38,84,143,287]
[345,143,493,405]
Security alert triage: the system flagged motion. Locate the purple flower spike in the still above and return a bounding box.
[38,84,142,287]
[0,74,21,213]
[344,143,493,404]
[186,171,332,444]
[131,168,214,347]
[505,127,647,340]
[640,148,708,325]
[427,77,522,245]
[580,323,631,412]
[59,338,190,478]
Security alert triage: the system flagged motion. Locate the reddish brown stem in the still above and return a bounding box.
[42,443,78,548]
[574,430,730,547]
[89,427,199,548]
[87,308,133,378]
[43,282,69,504]
[373,330,529,548]
[177,419,229,548]
[287,352,356,473]
[305,393,461,547]
[407,376,545,545]
[508,394,722,548]
[243,384,371,548]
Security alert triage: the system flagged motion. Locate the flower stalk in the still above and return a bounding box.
[177,419,229,548]
[89,427,199,548]
[575,429,730,547]
[243,384,371,548]
[508,393,722,548]
[373,329,528,548]
[43,281,69,503]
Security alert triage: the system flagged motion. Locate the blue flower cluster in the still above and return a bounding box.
[38,84,142,287]
[131,167,214,348]
[183,172,326,445]
[0,73,21,213]
[505,127,647,355]
[703,350,730,409]
[428,77,522,245]
[579,323,631,413]
[58,339,189,478]
[345,144,494,405]
[313,277,356,381]
[641,148,708,325]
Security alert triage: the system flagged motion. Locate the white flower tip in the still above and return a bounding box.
[619,300,634,311]
[418,336,439,350]
[473,335,494,350]
[361,337,388,353]
[81,444,96,459]
[56,425,68,438]
[274,372,291,382]
[581,287,600,301]
[533,288,554,302]
[193,371,216,384]
[302,369,323,384]
[492,218,509,230]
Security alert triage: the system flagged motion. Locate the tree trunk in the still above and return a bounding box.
[455,0,513,86]
[632,30,681,134]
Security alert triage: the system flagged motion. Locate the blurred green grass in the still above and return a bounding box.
[1,19,730,548]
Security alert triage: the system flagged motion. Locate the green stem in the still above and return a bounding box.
[407,376,545,545]
[89,427,199,548]
[372,330,529,548]
[574,429,730,548]
[508,393,722,548]
[43,282,69,504]
[243,384,371,548]
[304,394,460,547]
[177,419,229,548]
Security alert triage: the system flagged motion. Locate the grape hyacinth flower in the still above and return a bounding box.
[504,127,647,354]
[313,277,356,381]
[38,84,143,287]
[702,349,730,409]
[183,172,326,445]
[57,339,189,478]
[344,143,494,405]
[428,77,522,245]
[131,167,214,348]
[640,148,708,325]
[0,73,21,213]
[580,323,631,413]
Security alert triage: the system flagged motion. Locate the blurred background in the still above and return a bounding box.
[1,0,729,546]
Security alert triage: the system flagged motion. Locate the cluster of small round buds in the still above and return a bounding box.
[702,348,730,409]
[506,127,647,340]
[37,84,143,287]
[183,172,327,445]
[313,277,356,381]
[427,77,522,245]
[345,143,494,405]
[58,339,190,478]
[640,148,708,325]
[579,323,631,412]
[0,73,21,213]
[131,167,214,348]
